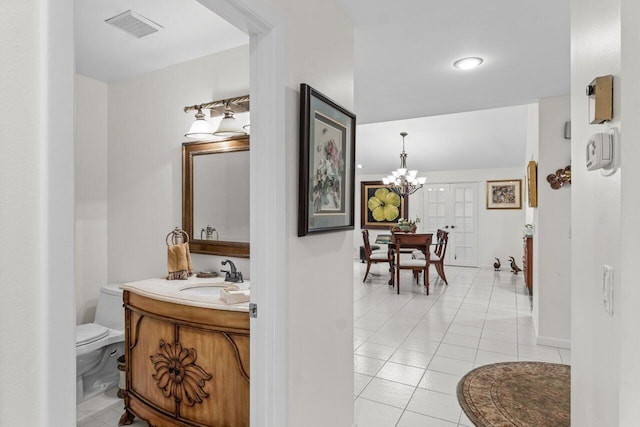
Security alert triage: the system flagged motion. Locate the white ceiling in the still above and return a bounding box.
[75,0,248,83]
[337,0,569,173]
[338,0,570,125]
[74,1,569,174]
[355,104,531,175]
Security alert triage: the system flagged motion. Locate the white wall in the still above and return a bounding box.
[524,103,539,226]
[619,1,640,424]
[571,0,622,425]
[75,75,108,325]
[0,3,47,424]
[107,46,250,284]
[533,95,571,348]
[355,168,526,268]
[255,0,355,425]
[0,0,76,425]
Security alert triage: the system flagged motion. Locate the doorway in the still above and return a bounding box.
[44,0,287,425]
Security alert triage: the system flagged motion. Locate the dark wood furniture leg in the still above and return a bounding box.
[118,409,135,426]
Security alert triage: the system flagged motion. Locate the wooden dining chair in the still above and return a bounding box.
[393,233,432,295]
[362,229,390,282]
[413,229,449,285]
[432,229,449,285]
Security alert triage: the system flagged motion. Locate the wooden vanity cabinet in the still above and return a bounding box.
[523,236,533,295]
[120,291,249,427]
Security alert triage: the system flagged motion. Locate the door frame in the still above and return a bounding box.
[200,2,289,425]
[45,1,288,425]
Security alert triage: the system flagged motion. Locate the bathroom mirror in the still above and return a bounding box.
[182,135,250,257]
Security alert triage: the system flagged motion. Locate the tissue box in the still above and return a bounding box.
[220,287,250,304]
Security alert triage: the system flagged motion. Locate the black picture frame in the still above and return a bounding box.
[298,83,356,236]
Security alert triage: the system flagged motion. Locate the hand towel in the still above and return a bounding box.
[167,242,193,280]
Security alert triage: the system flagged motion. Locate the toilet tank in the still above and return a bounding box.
[94,284,124,330]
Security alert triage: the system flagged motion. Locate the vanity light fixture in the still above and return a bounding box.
[213,101,246,137]
[453,56,484,70]
[185,107,214,139]
[183,95,249,140]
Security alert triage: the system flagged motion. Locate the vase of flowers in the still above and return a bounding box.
[393,217,420,233]
[524,223,534,237]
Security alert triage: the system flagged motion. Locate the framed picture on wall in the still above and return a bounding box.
[527,161,538,207]
[298,83,356,236]
[360,181,408,229]
[486,179,522,210]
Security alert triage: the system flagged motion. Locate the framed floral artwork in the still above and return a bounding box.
[486,179,522,209]
[360,181,409,229]
[298,84,356,236]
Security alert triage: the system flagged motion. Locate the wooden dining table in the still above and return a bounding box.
[386,232,433,293]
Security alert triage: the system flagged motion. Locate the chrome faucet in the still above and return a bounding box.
[221,259,243,283]
[201,225,218,240]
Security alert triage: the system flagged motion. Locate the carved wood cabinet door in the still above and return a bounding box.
[124,291,250,427]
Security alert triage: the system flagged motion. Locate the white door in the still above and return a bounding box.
[421,183,478,267]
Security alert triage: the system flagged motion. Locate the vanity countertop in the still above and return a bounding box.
[120,276,250,312]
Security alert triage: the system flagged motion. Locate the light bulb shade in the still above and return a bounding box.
[185,109,214,139]
[382,177,390,185]
[409,170,418,178]
[392,171,399,177]
[213,109,247,137]
[417,177,427,184]
[397,168,407,176]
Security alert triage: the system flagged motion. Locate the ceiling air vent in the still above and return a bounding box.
[105,10,163,39]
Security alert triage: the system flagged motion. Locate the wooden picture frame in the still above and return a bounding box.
[298,83,356,236]
[527,161,538,207]
[360,181,408,229]
[182,136,250,257]
[486,179,522,210]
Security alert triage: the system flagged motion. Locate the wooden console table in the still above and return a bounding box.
[523,236,533,295]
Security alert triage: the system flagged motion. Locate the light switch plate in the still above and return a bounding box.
[603,265,614,316]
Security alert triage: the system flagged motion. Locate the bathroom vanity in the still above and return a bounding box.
[119,277,250,427]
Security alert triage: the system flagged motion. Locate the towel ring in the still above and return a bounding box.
[166,227,189,246]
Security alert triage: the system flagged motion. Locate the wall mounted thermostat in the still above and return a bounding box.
[586,132,613,171]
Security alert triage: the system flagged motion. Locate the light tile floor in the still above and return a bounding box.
[78,261,570,427]
[353,261,570,427]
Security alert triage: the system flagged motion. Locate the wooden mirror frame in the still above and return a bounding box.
[182,135,250,258]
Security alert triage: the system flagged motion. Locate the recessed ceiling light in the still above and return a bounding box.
[453,57,484,70]
[357,164,363,169]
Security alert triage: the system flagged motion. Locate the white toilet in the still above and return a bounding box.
[76,283,125,403]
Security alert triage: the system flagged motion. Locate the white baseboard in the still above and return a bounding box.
[536,335,571,349]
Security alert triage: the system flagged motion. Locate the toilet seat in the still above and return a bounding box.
[76,323,110,347]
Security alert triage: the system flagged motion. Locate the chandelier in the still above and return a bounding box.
[382,132,426,197]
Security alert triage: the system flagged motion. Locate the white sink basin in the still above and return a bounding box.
[179,286,223,297]
[179,281,250,298]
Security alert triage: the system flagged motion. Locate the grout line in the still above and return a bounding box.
[393,268,479,426]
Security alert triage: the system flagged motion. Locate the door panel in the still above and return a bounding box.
[422,183,478,267]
